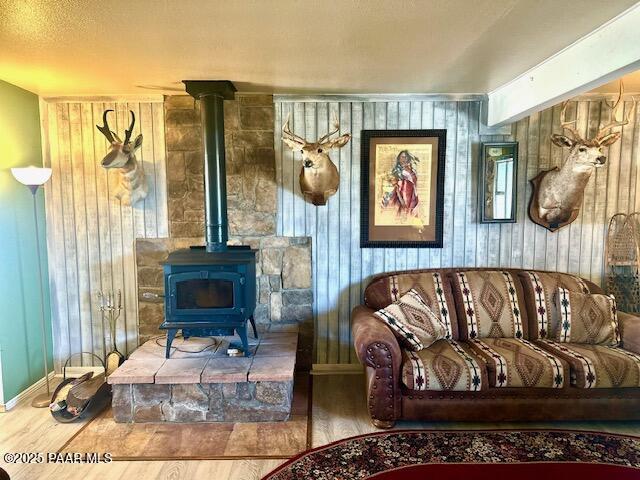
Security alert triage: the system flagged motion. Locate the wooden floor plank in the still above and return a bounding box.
[1,374,638,480]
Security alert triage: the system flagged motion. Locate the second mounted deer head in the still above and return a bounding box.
[96,109,148,206]
[529,81,636,231]
[282,114,351,206]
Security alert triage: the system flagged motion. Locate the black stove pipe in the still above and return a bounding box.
[184,80,237,252]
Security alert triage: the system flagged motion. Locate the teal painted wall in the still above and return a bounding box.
[0,80,53,403]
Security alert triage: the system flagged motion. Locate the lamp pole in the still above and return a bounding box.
[11,166,53,408]
[30,185,52,407]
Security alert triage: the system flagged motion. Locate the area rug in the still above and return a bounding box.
[263,429,640,479]
[58,372,310,460]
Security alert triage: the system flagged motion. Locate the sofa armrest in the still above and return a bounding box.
[352,306,402,428]
[620,311,640,354]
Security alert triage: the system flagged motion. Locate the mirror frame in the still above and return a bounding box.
[479,141,518,224]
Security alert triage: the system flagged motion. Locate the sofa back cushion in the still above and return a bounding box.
[556,288,620,346]
[450,270,528,340]
[518,271,595,340]
[365,271,458,339]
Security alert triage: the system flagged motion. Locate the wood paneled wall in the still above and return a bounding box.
[41,99,168,369]
[274,97,640,364]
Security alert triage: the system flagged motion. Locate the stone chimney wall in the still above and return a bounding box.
[163,94,277,237]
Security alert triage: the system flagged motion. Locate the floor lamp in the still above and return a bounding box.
[11,166,53,408]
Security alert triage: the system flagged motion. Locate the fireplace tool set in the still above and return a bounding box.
[98,290,125,374]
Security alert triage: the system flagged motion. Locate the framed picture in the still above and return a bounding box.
[478,142,518,223]
[360,129,446,248]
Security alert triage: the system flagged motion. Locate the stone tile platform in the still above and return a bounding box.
[108,324,298,423]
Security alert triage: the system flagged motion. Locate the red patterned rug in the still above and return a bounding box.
[263,429,640,480]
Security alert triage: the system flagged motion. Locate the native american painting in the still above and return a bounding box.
[361,130,446,248]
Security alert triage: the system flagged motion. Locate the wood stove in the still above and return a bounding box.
[160,80,257,358]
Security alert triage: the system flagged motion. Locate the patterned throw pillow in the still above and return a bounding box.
[556,288,620,346]
[374,289,448,351]
[364,271,456,339]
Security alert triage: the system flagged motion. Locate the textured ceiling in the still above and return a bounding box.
[590,70,640,93]
[0,0,636,95]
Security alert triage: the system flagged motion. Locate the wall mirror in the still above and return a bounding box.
[479,142,518,223]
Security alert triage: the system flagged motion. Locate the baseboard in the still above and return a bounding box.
[0,371,56,412]
[0,354,4,409]
[311,363,364,375]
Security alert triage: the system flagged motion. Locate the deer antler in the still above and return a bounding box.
[559,101,583,142]
[123,110,135,144]
[596,80,636,142]
[317,114,340,144]
[96,109,116,144]
[282,113,307,145]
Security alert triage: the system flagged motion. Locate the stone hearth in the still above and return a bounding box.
[108,324,298,423]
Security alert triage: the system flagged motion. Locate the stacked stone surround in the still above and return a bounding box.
[113,381,293,423]
[135,93,313,368]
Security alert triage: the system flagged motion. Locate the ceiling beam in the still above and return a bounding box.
[486,3,640,127]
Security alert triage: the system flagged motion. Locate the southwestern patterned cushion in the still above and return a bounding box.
[467,337,568,388]
[365,271,457,339]
[452,271,526,339]
[401,340,486,391]
[538,341,640,388]
[556,288,620,346]
[373,289,448,351]
[519,271,592,340]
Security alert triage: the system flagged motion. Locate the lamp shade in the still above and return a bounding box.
[11,166,52,186]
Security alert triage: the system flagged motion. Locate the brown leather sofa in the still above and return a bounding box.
[352,268,640,428]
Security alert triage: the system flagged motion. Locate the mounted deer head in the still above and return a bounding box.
[529,81,636,231]
[282,114,351,206]
[96,110,148,206]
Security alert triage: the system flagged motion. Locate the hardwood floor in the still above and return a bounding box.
[1,374,639,479]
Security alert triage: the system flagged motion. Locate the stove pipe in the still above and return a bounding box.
[184,80,237,252]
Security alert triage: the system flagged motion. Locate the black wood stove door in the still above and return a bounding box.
[167,271,244,318]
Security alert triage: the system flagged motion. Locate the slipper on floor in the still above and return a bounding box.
[66,373,106,416]
[49,372,94,413]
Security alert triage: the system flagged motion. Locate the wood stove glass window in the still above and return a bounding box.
[176,279,234,309]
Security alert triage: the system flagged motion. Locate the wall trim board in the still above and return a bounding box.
[311,364,364,375]
[575,92,640,100]
[275,93,640,104]
[274,93,486,103]
[487,3,640,126]
[0,371,56,412]
[43,95,164,104]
